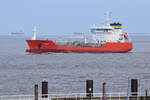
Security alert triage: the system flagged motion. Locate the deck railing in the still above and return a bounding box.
[0,92,148,100]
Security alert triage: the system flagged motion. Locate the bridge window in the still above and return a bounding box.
[91,28,113,32]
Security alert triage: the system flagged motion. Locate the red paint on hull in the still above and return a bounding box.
[26,40,133,53]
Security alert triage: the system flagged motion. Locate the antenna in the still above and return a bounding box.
[32,26,37,40]
[104,11,112,26]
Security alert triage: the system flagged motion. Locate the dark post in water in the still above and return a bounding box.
[34,84,38,100]
[102,83,106,100]
[145,90,148,100]
[131,79,138,96]
[86,80,93,98]
[42,81,48,98]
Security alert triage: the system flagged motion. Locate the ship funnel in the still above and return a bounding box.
[32,26,37,40]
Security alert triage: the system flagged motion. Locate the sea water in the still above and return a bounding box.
[0,35,150,95]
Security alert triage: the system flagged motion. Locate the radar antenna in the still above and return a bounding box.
[104,11,112,26]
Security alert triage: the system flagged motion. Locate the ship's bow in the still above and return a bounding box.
[26,40,56,53]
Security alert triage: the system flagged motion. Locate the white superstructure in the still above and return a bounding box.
[32,26,37,40]
[91,13,129,43]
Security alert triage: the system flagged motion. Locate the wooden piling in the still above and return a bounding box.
[42,81,48,98]
[145,90,148,100]
[34,84,38,100]
[102,83,106,100]
[131,79,138,96]
[86,80,93,98]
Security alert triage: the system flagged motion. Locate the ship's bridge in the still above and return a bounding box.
[91,25,116,42]
[91,26,114,33]
[91,23,125,43]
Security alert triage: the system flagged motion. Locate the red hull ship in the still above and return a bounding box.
[26,40,132,53]
[26,14,133,54]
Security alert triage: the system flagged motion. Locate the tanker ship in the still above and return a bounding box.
[26,14,133,53]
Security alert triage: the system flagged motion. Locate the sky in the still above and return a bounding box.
[0,0,150,35]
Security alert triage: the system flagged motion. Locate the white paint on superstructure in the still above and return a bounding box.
[91,13,128,43]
